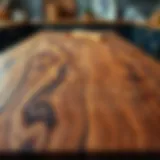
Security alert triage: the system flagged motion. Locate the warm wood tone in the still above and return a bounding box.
[0,31,160,152]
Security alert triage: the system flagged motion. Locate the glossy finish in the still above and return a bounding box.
[0,23,159,60]
[0,31,160,151]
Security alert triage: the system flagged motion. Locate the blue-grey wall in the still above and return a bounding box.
[120,0,160,21]
[13,0,160,21]
[13,0,43,20]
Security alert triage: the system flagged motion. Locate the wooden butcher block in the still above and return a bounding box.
[0,31,160,152]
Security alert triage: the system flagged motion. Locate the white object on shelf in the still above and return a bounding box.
[91,0,118,20]
[11,9,28,22]
[124,6,146,22]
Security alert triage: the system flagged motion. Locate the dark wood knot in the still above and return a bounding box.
[23,100,57,130]
[20,138,35,152]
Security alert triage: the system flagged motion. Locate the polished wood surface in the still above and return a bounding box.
[0,31,160,152]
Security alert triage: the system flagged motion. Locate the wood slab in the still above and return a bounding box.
[0,31,160,152]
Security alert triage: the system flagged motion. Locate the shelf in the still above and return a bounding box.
[0,20,159,30]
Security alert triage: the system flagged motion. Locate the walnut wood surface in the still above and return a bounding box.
[0,31,160,152]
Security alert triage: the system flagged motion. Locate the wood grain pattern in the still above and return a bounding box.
[0,31,160,152]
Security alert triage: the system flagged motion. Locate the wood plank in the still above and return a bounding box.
[0,31,160,152]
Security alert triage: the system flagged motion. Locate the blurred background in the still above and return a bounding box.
[0,0,159,25]
[0,0,159,59]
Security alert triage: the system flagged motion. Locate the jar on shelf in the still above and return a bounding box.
[11,8,28,22]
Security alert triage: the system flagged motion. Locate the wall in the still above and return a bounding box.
[120,0,160,21]
[12,0,160,21]
[12,0,43,20]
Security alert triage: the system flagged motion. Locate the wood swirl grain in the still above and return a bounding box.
[0,31,160,152]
